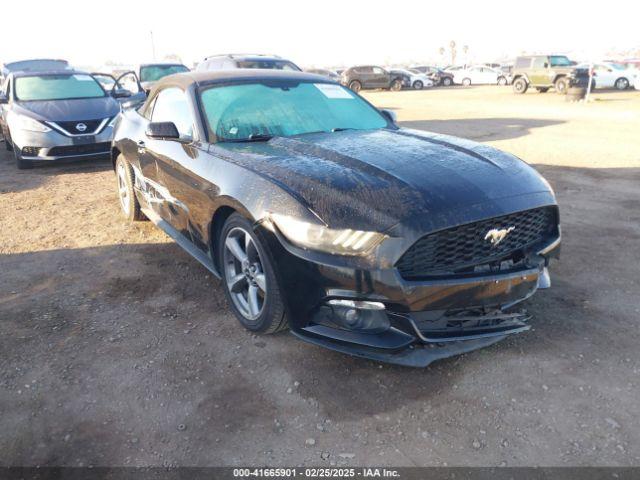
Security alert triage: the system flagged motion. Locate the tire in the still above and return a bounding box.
[13,144,33,170]
[348,80,362,93]
[115,155,145,221]
[554,77,568,94]
[442,77,453,86]
[390,79,402,91]
[412,80,423,90]
[462,78,471,86]
[512,78,528,94]
[219,213,288,334]
[614,77,629,90]
[536,87,549,93]
[498,76,507,86]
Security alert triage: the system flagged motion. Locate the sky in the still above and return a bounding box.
[2,0,639,70]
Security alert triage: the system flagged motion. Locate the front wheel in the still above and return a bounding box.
[442,77,453,86]
[462,78,471,86]
[614,77,629,90]
[390,79,402,91]
[115,155,145,221]
[497,76,507,86]
[512,78,528,94]
[412,80,423,90]
[219,213,288,334]
[348,80,362,93]
[554,77,568,94]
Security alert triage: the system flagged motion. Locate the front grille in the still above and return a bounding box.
[396,207,558,279]
[47,142,111,157]
[54,119,104,134]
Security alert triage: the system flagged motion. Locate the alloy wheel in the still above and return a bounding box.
[615,78,629,90]
[223,227,267,321]
[116,161,130,216]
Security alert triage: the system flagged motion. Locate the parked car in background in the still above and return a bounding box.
[196,54,301,72]
[1,58,70,84]
[138,63,189,92]
[304,68,341,81]
[0,70,125,169]
[340,66,404,92]
[389,69,412,89]
[453,66,507,86]
[511,55,576,94]
[391,68,434,89]
[111,69,560,367]
[411,66,454,86]
[576,62,636,90]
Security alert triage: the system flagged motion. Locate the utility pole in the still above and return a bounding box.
[150,30,156,60]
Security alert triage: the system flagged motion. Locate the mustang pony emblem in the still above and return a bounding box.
[484,226,515,246]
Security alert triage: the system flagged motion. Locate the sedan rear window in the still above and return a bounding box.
[15,74,105,101]
[200,81,388,142]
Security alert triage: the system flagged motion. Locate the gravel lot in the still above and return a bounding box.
[1,86,639,467]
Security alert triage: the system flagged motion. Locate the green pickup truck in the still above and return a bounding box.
[511,55,576,94]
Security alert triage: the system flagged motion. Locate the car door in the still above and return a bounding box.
[358,67,374,88]
[594,64,615,88]
[144,87,207,245]
[529,57,548,85]
[372,67,390,88]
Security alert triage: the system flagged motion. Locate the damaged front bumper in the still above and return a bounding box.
[270,227,560,367]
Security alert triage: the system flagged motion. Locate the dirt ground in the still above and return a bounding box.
[1,86,639,467]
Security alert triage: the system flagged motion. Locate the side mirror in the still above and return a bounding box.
[112,88,132,99]
[146,121,180,140]
[380,109,397,124]
[0,93,8,104]
[543,62,549,68]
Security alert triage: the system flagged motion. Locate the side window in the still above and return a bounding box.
[372,67,384,75]
[532,57,547,68]
[515,57,531,69]
[151,87,194,139]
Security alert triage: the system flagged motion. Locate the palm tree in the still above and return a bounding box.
[449,41,457,65]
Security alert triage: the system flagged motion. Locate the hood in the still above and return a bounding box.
[216,128,555,232]
[14,96,120,122]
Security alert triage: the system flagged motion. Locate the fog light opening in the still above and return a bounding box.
[324,299,390,334]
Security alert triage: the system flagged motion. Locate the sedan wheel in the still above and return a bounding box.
[462,78,471,86]
[498,76,507,86]
[223,227,267,321]
[615,77,629,90]
[115,155,145,221]
[220,214,288,334]
[348,80,362,93]
[442,77,452,86]
[413,80,423,90]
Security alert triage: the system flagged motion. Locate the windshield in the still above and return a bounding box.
[236,60,301,71]
[549,56,572,67]
[140,65,189,82]
[200,81,388,142]
[15,74,105,101]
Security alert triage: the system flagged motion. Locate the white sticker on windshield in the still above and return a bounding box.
[314,83,354,99]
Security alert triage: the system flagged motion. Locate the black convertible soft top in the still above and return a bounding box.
[153,69,334,91]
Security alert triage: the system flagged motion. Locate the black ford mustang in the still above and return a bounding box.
[111,70,560,367]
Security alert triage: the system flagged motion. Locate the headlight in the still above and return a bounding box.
[13,114,51,133]
[270,213,385,256]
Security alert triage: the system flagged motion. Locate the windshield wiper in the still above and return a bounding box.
[331,127,355,132]
[223,133,274,143]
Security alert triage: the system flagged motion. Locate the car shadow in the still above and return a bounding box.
[400,117,564,142]
[0,148,111,194]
